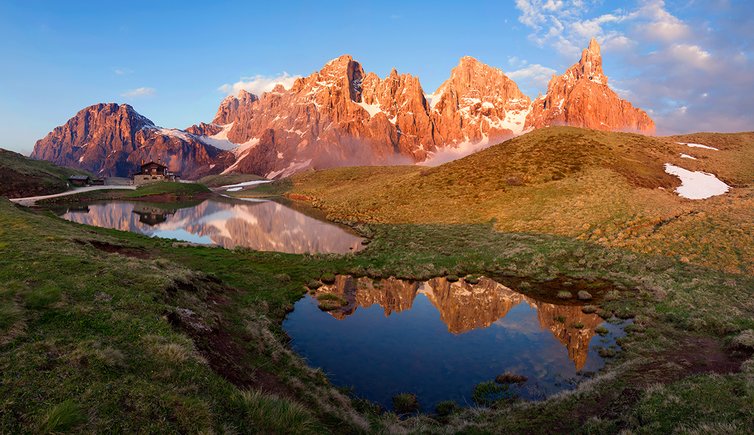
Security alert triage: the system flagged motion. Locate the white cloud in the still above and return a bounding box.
[121,87,155,98]
[113,68,133,75]
[218,73,301,97]
[508,64,557,93]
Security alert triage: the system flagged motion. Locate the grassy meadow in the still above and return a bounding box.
[1,126,753,432]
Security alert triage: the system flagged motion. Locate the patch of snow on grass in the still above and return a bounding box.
[221,180,272,192]
[677,142,719,151]
[680,153,697,160]
[225,187,243,192]
[664,163,729,199]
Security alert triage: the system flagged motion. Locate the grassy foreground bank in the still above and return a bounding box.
[1,196,753,433]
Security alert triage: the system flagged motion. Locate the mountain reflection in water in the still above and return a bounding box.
[60,199,364,254]
[285,276,626,410]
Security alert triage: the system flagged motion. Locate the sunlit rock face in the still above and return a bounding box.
[33,41,654,179]
[31,103,234,178]
[313,276,603,370]
[207,54,533,178]
[525,39,655,134]
[60,199,363,254]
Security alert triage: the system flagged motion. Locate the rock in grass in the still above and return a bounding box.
[316,293,346,311]
[582,305,597,314]
[392,393,419,414]
[557,290,573,300]
[306,280,322,290]
[495,372,528,384]
[577,290,593,300]
[731,330,754,350]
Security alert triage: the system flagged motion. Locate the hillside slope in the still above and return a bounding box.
[252,127,753,274]
[0,148,89,198]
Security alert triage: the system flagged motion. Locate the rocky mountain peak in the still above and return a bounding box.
[525,39,654,134]
[573,37,606,84]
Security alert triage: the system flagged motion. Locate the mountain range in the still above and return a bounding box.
[31,39,655,179]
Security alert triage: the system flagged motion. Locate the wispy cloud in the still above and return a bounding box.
[514,0,754,134]
[113,67,133,76]
[121,87,155,98]
[507,63,557,94]
[218,73,300,97]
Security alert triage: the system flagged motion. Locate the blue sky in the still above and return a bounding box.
[1,0,752,154]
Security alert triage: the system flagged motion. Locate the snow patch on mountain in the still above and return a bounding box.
[199,123,238,150]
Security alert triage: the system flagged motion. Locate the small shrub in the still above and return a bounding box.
[598,347,617,358]
[572,322,585,329]
[39,400,85,433]
[554,315,566,323]
[306,280,322,290]
[275,273,291,283]
[472,381,508,406]
[446,275,460,282]
[557,291,573,300]
[577,290,593,300]
[595,326,609,336]
[465,275,481,284]
[392,393,419,414]
[435,400,458,416]
[320,273,336,284]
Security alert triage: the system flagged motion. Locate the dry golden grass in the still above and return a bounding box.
[254,127,753,274]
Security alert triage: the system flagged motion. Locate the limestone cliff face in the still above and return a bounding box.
[208,54,532,177]
[31,103,233,178]
[32,42,655,178]
[525,39,655,134]
[430,57,531,145]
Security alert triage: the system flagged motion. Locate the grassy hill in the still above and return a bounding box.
[243,127,754,274]
[0,148,90,198]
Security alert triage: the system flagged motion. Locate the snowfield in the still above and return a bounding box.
[677,142,720,151]
[663,163,730,200]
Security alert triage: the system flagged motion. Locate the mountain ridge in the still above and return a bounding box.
[32,39,655,178]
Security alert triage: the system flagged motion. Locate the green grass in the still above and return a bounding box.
[39,181,211,206]
[0,148,90,198]
[2,192,754,432]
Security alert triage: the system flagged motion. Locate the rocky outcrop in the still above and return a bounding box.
[31,103,234,178]
[525,39,655,134]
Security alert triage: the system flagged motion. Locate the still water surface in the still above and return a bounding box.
[59,199,364,254]
[284,275,626,411]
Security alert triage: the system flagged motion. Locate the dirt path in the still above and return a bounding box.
[9,185,137,206]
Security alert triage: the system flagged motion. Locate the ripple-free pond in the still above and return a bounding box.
[57,198,364,254]
[283,276,628,412]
